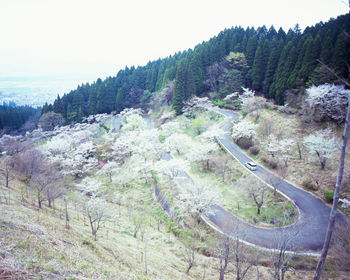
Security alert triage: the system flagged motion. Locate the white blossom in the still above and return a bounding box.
[304,129,338,169]
[231,121,258,142]
[305,83,350,124]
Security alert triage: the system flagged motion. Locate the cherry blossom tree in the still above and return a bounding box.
[198,127,225,143]
[303,129,338,169]
[188,141,218,171]
[97,161,119,182]
[159,120,180,138]
[77,176,103,196]
[178,183,219,223]
[267,136,295,167]
[112,134,133,164]
[122,114,146,131]
[232,121,258,149]
[165,133,193,155]
[305,84,350,124]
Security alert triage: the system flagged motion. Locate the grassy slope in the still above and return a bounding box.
[1,105,346,279]
[156,108,297,227]
[1,181,225,280]
[240,106,350,214]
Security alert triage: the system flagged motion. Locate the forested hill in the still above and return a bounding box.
[0,103,39,132]
[44,12,350,123]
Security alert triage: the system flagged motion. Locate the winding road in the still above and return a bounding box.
[202,104,347,252]
[141,104,347,253]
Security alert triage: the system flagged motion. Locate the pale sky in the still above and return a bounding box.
[0,0,348,81]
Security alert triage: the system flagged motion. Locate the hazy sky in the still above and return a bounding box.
[0,0,348,81]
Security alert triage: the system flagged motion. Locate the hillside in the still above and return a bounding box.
[1,9,350,280]
[1,94,350,279]
[43,13,350,124]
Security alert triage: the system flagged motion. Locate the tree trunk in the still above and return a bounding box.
[320,161,325,170]
[64,197,70,229]
[186,263,193,274]
[257,205,261,215]
[297,142,302,160]
[313,94,350,280]
[5,173,9,188]
[219,258,228,280]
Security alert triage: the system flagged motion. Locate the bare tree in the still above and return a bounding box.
[29,164,62,209]
[64,195,70,229]
[39,111,65,131]
[217,234,231,280]
[259,118,276,140]
[0,156,15,189]
[214,153,232,182]
[268,167,289,196]
[16,148,44,184]
[295,135,305,160]
[182,236,197,274]
[230,234,254,280]
[270,220,300,280]
[84,196,109,241]
[215,223,254,280]
[236,176,269,216]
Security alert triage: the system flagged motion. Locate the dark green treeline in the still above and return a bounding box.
[45,13,350,122]
[0,103,39,131]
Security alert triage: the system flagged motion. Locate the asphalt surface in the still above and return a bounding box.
[124,108,347,252]
[205,106,347,251]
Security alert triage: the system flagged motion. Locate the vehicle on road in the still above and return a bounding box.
[245,161,257,171]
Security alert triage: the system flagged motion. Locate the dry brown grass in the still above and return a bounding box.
[242,107,350,209]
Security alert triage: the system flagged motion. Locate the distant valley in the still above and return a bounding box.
[0,76,95,107]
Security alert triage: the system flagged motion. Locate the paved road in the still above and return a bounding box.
[204,106,347,251]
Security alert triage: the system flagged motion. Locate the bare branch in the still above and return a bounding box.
[317,59,350,87]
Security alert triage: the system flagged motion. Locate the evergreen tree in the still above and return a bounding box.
[42,102,50,115]
[287,36,309,88]
[88,88,97,115]
[186,65,196,99]
[298,35,321,82]
[320,32,334,64]
[66,103,77,123]
[96,85,105,114]
[251,39,269,91]
[53,95,63,114]
[172,61,187,115]
[77,106,84,123]
[331,33,349,79]
[270,41,297,104]
[245,35,258,66]
[263,39,283,96]
[72,91,84,117]
[190,53,205,94]
[115,89,123,114]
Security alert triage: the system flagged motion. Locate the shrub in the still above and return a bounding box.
[302,179,318,191]
[261,157,269,164]
[325,190,334,203]
[261,156,278,169]
[158,135,166,143]
[249,145,260,155]
[268,158,278,169]
[236,137,253,149]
